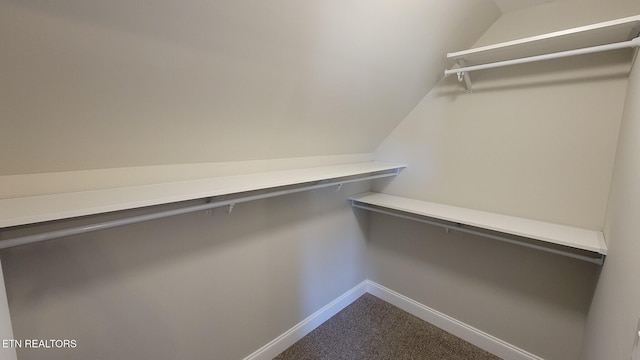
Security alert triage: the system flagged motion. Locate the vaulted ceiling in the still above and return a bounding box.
[0,0,501,174]
[3,0,639,176]
[493,0,556,13]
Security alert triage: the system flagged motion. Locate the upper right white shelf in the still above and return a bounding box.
[447,15,640,66]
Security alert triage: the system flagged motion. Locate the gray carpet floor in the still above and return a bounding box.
[274,293,502,360]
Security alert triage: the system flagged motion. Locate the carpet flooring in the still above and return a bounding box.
[274,293,502,360]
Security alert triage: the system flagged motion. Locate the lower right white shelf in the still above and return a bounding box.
[350,192,607,265]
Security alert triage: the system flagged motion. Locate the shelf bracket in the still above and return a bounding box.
[445,36,640,89]
[226,203,235,214]
[350,201,606,265]
[205,197,215,216]
[457,59,472,93]
[0,168,404,250]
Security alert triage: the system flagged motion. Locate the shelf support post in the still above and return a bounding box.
[457,59,473,93]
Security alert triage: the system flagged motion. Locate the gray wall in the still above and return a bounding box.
[0,0,499,175]
[0,261,16,360]
[1,182,370,360]
[579,49,640,360]
[3,1,640,359]
[370,1,639,359]
[366,213,600,360]
[0,1,502,359]
[374,0,638,230]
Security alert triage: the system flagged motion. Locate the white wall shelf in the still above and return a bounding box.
[0,161,405,236]
[445,15,640,91]
[350,192,607,265]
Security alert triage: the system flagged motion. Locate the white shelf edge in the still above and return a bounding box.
[447,14,640,60]
[0,162,406,229]
[350,192,607,259]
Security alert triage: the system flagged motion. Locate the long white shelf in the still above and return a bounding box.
[350,192,607,264]
[0,162,405,229]
[445,15,640,91]
[448,15,640,66]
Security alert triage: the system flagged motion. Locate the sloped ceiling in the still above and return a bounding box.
[0,0,500,175]
[493,0,555,13]
[493,0,640,15]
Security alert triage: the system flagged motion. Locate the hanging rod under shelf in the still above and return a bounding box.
[350,193,606,265]
[445,36,640,78]
[0,171,400,250]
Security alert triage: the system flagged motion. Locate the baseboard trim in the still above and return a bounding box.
[244,279,544,360]
[365,280,544,360]
[242,280,369,360]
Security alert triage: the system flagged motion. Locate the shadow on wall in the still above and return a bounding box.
[1,0,472,174]
[363,211,601,359]
[438,49,633,97]
[1,199,298,359]
[0,182,370,359]
[365,211,601,312]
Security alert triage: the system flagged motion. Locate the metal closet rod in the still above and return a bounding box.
[444,36,640,77]
[0,171,399,250]
[351,202,605,265]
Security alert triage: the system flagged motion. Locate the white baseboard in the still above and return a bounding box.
[364,280,544,360]
[244,279,543,360]
[242,280,369,360]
